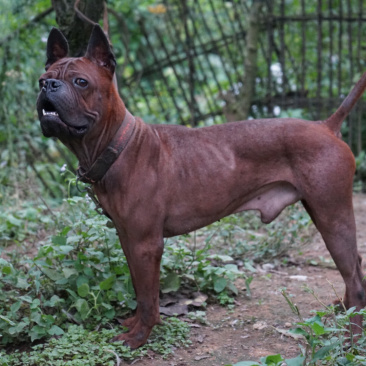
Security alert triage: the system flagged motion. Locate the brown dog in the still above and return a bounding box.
[37,25,366,348]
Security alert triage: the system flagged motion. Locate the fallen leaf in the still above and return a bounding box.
[289,275,308,281]
[194,355,210,361]
[253,321,267,330]
[159,304,188,316]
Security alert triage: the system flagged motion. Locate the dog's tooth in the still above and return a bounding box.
[42,109,46,116]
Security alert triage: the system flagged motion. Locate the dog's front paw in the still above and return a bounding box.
[110,322,153,349]
[110,332,147,349]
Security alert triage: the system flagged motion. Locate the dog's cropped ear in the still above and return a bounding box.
[85,24,116,75]
[45,28,69,71]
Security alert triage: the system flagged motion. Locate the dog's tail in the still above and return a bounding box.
[325,71,366,134]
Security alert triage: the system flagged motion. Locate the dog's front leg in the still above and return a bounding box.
[111,233,164,349]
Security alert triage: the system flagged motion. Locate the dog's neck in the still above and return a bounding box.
[75,107,136,184]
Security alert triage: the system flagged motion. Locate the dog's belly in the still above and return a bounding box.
[162,181,301,237]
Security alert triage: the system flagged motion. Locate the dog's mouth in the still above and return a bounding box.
[39,100,88,135]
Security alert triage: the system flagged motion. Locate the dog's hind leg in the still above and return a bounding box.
[302,194,366,336]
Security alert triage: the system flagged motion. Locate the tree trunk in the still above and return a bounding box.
[51,0,104,57]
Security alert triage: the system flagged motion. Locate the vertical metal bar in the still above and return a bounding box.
[206,0,242,83]
[279,0,287,100]
[347,0,353,82]
[135,51,170,119]
[165,0,221,124]
[337,1,343,98]
[230,0,248,64]
[316,0,323,118]
[153,27,192,113]
[182,0,196,125]
[108,9,154,115]
[357,0,363,72]
[139,19,185,122]
[328,0,333,99]
[266,0,273,114]
[347,0,353,147]
[357,0,363,153]
[301,0,306,98]
[195,0,235,90]
[166,1,216,122]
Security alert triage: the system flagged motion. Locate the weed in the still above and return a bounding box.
[0,192,248,346]
[0,317,190,365]
[228,288,366,365]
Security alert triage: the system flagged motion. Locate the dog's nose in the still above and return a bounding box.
[43,79,62,92]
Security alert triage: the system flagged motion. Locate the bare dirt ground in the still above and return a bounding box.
[133,193,366,366]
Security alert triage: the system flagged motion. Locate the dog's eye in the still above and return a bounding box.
[74,78,88,88]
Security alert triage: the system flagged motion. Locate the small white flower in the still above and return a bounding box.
[60,164,67,172]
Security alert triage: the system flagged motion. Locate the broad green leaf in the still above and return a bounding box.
[59,245,75,254]
[63,267,78,279]
[1,265,12,275]
[99,275,116,291]
[29,325,47,342]
[0,315,15,325]
[312,343,340,362]
[76,275,89,288]
[289,327,308,337]
[48,325,64,336]
[77,283,90,298]
[74,299,90,320]
[42,268,64,282]
[285,355,305,366]
[261,354,283,364]
[8,322,27,335]
[7,215,21,227]
[208,254,234,262]
[310,321,325,336]
[51,235,67,246]
[10,301,21,313]
[16,277,30,289]
[161,273,181,293]
[227,281,238,295]
[214,277,227,293]
[104,309,116,319]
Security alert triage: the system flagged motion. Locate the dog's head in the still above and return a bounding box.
[36,25,117,140]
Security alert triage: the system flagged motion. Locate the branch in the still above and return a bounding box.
[74,0,97,26]
[0,7,54,47]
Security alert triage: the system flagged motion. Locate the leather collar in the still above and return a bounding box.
[77,109,136,184]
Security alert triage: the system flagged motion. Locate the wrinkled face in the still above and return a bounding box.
[36,25,116,141]
[37,58,106,139]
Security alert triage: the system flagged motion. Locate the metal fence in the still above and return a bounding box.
[113,0,366,153]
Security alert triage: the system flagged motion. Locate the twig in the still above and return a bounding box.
[105,349,122,365]
[326,279,347,313]
[74,0,97,26]
[61,309,81,324]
